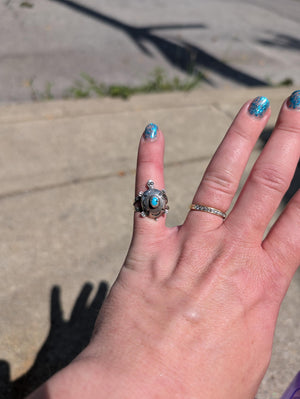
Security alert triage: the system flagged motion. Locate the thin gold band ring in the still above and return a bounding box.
[190,204,227,219]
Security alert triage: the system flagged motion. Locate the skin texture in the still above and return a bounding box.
[28,94,300,399]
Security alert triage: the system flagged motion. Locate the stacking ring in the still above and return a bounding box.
[190,204,226,219]
[134,180,169,220]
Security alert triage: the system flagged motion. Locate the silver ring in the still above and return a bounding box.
[134,180,169,220]
[190,203,226,219]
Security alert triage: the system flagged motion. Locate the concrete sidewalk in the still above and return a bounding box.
[1,0,300,103]
[0,87,299,398]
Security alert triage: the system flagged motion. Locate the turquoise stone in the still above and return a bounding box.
[150,196,159,207]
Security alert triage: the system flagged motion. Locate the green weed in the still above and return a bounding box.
[64,68,205,100]
[28,68,205,101]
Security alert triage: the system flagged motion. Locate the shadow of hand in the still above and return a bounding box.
[0,360,10,399]
[9,282,108,399]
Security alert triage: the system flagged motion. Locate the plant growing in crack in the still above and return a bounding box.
[27,68,206,101]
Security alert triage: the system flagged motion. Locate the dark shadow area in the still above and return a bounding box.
[258,33,300,51]
[259,126,274,146]
[49,0,268,87]
[0,361,10,399]
[0,281,108,399]
[259,127,300,205]
[284,160,300,204]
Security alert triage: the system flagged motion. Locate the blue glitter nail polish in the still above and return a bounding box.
[287,90,300,110]
[248,96,270,118]
[144,123,158,140]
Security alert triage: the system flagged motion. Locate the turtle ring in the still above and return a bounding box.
[134,180,169,220]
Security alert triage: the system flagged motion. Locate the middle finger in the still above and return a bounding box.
[184,96,270,231]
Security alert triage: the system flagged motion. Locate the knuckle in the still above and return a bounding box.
[251,165,288,194]
[202,169,236,196]
[139,158,155,167]
[229,125,252,143]
[276,122,300,136]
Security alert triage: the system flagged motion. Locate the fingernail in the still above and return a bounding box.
[248,96,270,118]
[143,123,158,140]
[287,90,300,110]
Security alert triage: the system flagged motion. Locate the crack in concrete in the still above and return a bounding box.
[0,155,212,201]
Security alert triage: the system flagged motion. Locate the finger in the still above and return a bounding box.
[50,286,64,326]
[89,281,108,312]
[70,283,93,323]
[228,91,300,239]
[133,123,168,236]
[263,189,300,282]
[184,96,271,230]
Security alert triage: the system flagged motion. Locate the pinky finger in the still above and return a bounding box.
[263,189,300,282]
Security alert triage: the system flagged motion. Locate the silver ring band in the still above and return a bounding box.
[190,204,226,219]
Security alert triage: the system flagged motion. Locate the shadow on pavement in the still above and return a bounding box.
[0,281,108,399]
[49,0,268,87]
[258,33,300,51]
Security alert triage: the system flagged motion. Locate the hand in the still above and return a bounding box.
[28,91,300,399]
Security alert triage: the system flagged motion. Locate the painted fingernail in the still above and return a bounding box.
[248,96,270,118]
[287,90,300,110]
[143,123,158,140]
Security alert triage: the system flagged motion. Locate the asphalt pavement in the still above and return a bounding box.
[0,0,299,103]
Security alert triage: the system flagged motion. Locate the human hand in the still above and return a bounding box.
[28,91,300,399]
